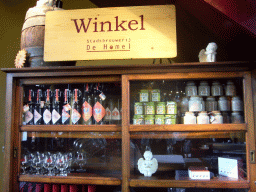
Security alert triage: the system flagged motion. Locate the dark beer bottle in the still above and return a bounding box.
[24,89,34,125]
[62,87,71,125]
[81,83,93,125]
[52,89,62,125]
[71,88,82,125]
[43,89,52,125]
[93,83,106,125]
[34,89,43,125]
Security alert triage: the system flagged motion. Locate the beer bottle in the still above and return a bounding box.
[93,83,106,125]
[34,88,43,125]
[62,86,71,125]
[43,89,52,125]
[71,88,82,125]
[24,89,34,125]
[81,83,93,125]
[52,88,62,125]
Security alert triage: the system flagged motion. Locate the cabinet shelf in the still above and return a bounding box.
[19,173,122,185]
[129,124,247,132]
[130,175,249,189]
[20,125,122,132]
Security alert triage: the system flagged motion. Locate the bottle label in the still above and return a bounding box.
[43,109,51,124]
[52,109,61,124]
[23,104,29,113]
[25,110,33,124]
[82,101,92,122]
[140,93,149,102]
[112,107,120,120]
[62,108,70,124]
[63,104,71,111]
[99,92,106,101]
[40,101,45,108]
[105,107,111,120]
[34,109,42,124]
[151,92,160,102]
[71,109,81,124]
[93,101,105,122]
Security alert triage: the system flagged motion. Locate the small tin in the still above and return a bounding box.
[144,102,155,115]
[165,115,176,125]
[156,102,166,114]
[134,102,144,115]
[155,115,165,125]
[166,101,177,114]
[151,89,161,102]
[145,115,155,125]
[133,115,144,125]
[139,89,149,102]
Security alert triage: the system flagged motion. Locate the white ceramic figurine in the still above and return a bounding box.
[198,42,218,62]
[138,150,158,177]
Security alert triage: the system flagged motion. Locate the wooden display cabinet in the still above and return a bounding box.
[2,61,256,192]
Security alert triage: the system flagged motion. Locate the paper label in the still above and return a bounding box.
[62,108,70,124]
[52,109,61,124]
[43,109,51,124]
[25,110,33,124]
[82,101,92,121]
[112,107,121,120]
[71,109,81,124]
[34,109,42,124]
[105,107,112,120]
[93,102,105,122]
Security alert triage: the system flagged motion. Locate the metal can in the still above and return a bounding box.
[166,101,177,114]
[133,115,144,125]
[165,115,176,125]
[139,89,149,102]
[155,115,165,125]
[151,89,161,102]
[145,115,155,125]
[156,102,166,114]
[134,102,144,115]
[144,102,155,115]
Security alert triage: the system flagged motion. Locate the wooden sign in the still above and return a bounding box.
[44,5,176,61]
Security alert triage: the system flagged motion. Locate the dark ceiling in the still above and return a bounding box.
[89,0,256,63]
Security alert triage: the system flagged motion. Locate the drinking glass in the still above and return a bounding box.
[20,154,30,175]
[31,152,43,175]
[76,151,87,172]
[56,153,68,176]
[43,152,56,176]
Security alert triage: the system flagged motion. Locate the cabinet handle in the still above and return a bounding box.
[250,150,255,164]
[13,147,18,158]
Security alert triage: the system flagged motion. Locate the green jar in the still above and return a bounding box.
[139,89,149,102]
[166,101,177,114]
[134,102,144,115]
[151,89,161,102]
[145,115,155,125]
[165,115,177,125]
[155,115,165,125]
[144,102,155,115]
[133,115,144,125]
[156,102,166,114]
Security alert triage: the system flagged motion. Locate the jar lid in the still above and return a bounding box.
[206,96,215,100]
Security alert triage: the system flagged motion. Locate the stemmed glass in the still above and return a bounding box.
[56,153,69,176]
[43,152,56,176]
[76,151,87,172]
[20,154,30,175]
[31,152,43,175]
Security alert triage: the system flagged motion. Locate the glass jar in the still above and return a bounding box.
[231,96,243,112]
[210,111,223,124]
[133,115,144,125]
[189,96,204,112]
[206,96,217,112]
[165,115,176,125]
[197,111,210,124]
[155,115,165,125]
[139,89,149,102]
[185,81,197,96]
[156,102,166,115]
[218,96,230,111]
[198,81,210,96]
[166,101,177,114]
[145,115,155,125]
[222,111,231,123]
[180,96,189,113]
[151,89,161,102]
[225,80,236,96]
[134,102,144,115]
[184,112,196,124]
[144,102,155,115]
[211,81,223,96]
[231,112,243,123]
